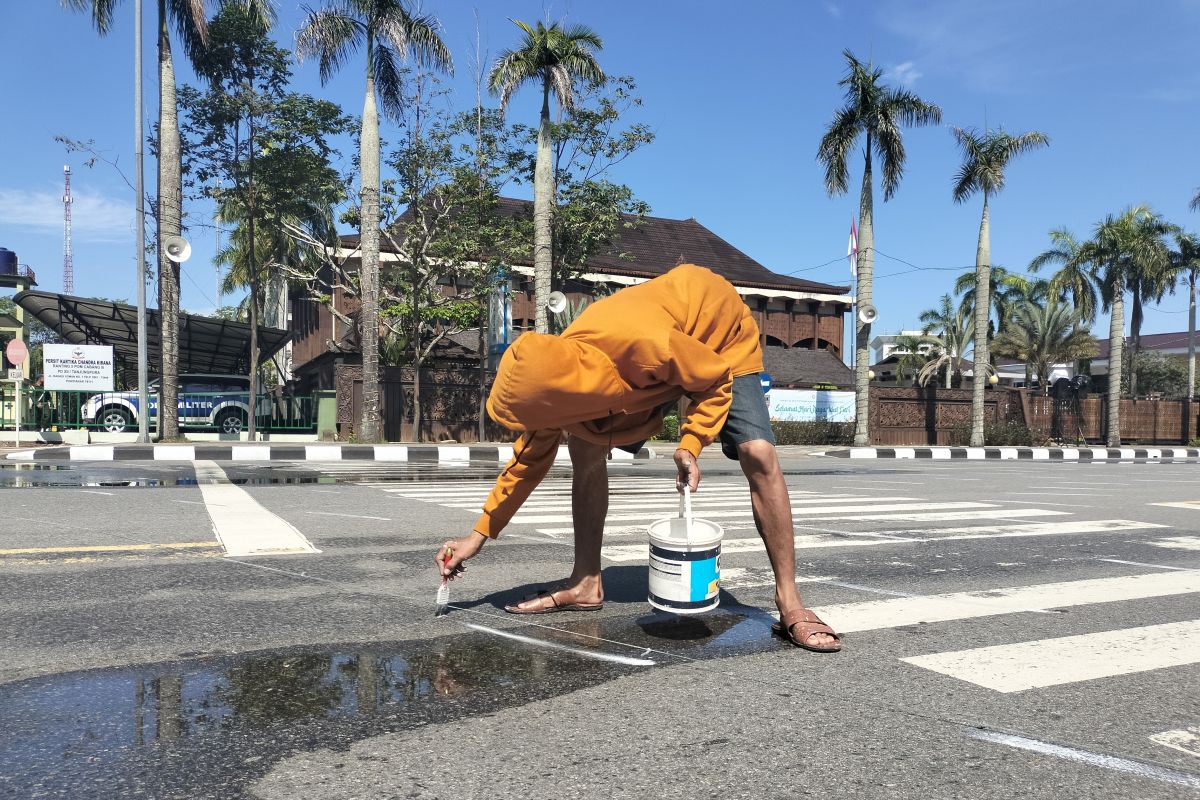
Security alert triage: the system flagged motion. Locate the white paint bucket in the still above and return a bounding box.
[646,486,723,614]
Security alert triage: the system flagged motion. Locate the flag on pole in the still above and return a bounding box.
[847,218,859,279]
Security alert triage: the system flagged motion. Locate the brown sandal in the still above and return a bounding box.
[772,608,842,653]
[504,587,604,615]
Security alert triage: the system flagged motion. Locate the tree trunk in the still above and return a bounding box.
[852,139,874,446]
[532,80,554,334]
[1107,283,1124,446]
[358,37,382,442]
[412,304,422,443]
[969,194,990,446]
[157,0,181,440]
[1189,271,1196,398]
[1129,287,1143,398]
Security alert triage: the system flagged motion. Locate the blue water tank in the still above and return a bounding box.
[0,248,16,276]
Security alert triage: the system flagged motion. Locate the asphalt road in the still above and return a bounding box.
[1,454,1199,799]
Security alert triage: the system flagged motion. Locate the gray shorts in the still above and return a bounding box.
[618,373,775,460]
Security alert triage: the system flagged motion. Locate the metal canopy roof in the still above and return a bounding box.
[12,290,290,385]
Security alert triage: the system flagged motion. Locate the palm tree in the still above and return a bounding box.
[488,20,604,335]
[1168,233,1200,397]
[891,333,933,384]
[1192,188,1200,212]
[1030,228,1098,322]
[818,50,942,445]
[63,0,209,439]
[950,126,1049,446]
[992,299,1098,394]
[953,264,1033,340]
[297,0,452,443]
[919,294,973,389]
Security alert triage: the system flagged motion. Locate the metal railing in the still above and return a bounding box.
[0,387,316,433]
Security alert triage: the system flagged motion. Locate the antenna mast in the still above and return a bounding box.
[63,164,74,294]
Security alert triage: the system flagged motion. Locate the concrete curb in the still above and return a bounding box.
[818,446,1200,461]
[4,444,656,463]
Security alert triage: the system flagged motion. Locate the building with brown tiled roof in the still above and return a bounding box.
[291,198,854,390]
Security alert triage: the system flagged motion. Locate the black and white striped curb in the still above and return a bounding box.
[5,444,655,463]
[820,446,1200,461]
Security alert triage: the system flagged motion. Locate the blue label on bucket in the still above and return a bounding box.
[689,555,719,601]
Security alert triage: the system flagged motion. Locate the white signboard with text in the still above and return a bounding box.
[43,344,115,391]
[767,389,856,422]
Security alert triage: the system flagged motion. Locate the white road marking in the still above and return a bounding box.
[1149,501,1200,510]
[969,730,1200,789]
[78,490,114,496]
[906,620,1200,692]
[914,519,1164,540]
[304,511,391,521]
[812,570,1200,633]
[513,501,992,525]
[1149,727,1200,759]
[1096,558,1191,571]
[601,534,912,562]
[1151,536,1200,552]
[459,622,655,666]
[505,495,915,514]
[194,461,320,557]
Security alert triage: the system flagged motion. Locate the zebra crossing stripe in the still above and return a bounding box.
[895,519,1165,540]
[813,570,1200,634]
[504,496,916,514]
[902,619,1200,692]
[512,501,992,525]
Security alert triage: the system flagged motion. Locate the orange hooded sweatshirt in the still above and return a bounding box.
[474,264,763,538]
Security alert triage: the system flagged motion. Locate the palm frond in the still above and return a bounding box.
[62,0,118,35]
[371,42,404,120]
[817,107,858,196]
[169,0,210,62]
[296,5,362,85]
[377,8,453,74]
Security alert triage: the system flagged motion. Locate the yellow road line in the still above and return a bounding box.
[0,542,218,556]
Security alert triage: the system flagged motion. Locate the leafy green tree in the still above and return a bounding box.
[950,126,1049,446]
[891,333,933,384]
[818,50,941,445]
[991,299,1097,394]
[488,19,605,334]
[1131,351,1188,398]
[297,0,452,442]
[919,294,974,389]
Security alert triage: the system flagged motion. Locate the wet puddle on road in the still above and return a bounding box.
[0,609,777,798]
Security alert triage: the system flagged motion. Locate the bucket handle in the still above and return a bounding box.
[678,485,693,543]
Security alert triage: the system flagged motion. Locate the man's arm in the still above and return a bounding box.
[661,329,734,458]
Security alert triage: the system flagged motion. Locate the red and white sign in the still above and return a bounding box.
[5,339,27,366]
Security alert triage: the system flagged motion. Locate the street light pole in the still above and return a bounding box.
[134,0,149,443]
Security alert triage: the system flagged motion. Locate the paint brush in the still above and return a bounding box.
[435,546,452,616]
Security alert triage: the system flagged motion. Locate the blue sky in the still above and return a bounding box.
[2,0,1198,346]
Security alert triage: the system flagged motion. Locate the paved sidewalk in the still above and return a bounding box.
[3,442,654,463]
[820,445,1200,461]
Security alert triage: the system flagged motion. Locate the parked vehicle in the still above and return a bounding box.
[82,374,264,434]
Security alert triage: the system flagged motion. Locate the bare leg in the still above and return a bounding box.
[737,439,838,648]
[508,436,608,611]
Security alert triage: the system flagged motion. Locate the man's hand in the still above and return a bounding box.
[435,532,488,580]
[674,448,701,493]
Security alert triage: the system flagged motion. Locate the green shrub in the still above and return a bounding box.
[652,410,680,441]
[946,422,1049,446]
[771,420,855,446]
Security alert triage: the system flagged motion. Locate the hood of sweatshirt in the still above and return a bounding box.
[486,332,629,431]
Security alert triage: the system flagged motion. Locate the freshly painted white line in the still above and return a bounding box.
[1096,558,1191,571]
[906,620,1200,692]
[1149,727,1200,759]
[372,445,409,462]
[194,461,320,557]
[304,511,391,521]
[305,445,342,461]
[823,580,915,597]
[812,570,1200,634]
[154,445,195,461]
[513,501,992,525]
[601,534,913,562]
[231,445,272,460]
[505,495,914,514]
[460,622,655,666]
[1007,492,1099,496]
[78,490,114,496]
[1149,501,1200,510]
[968,730,1200,788]
[1151,536,1200,551]
[171,499,205,505]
